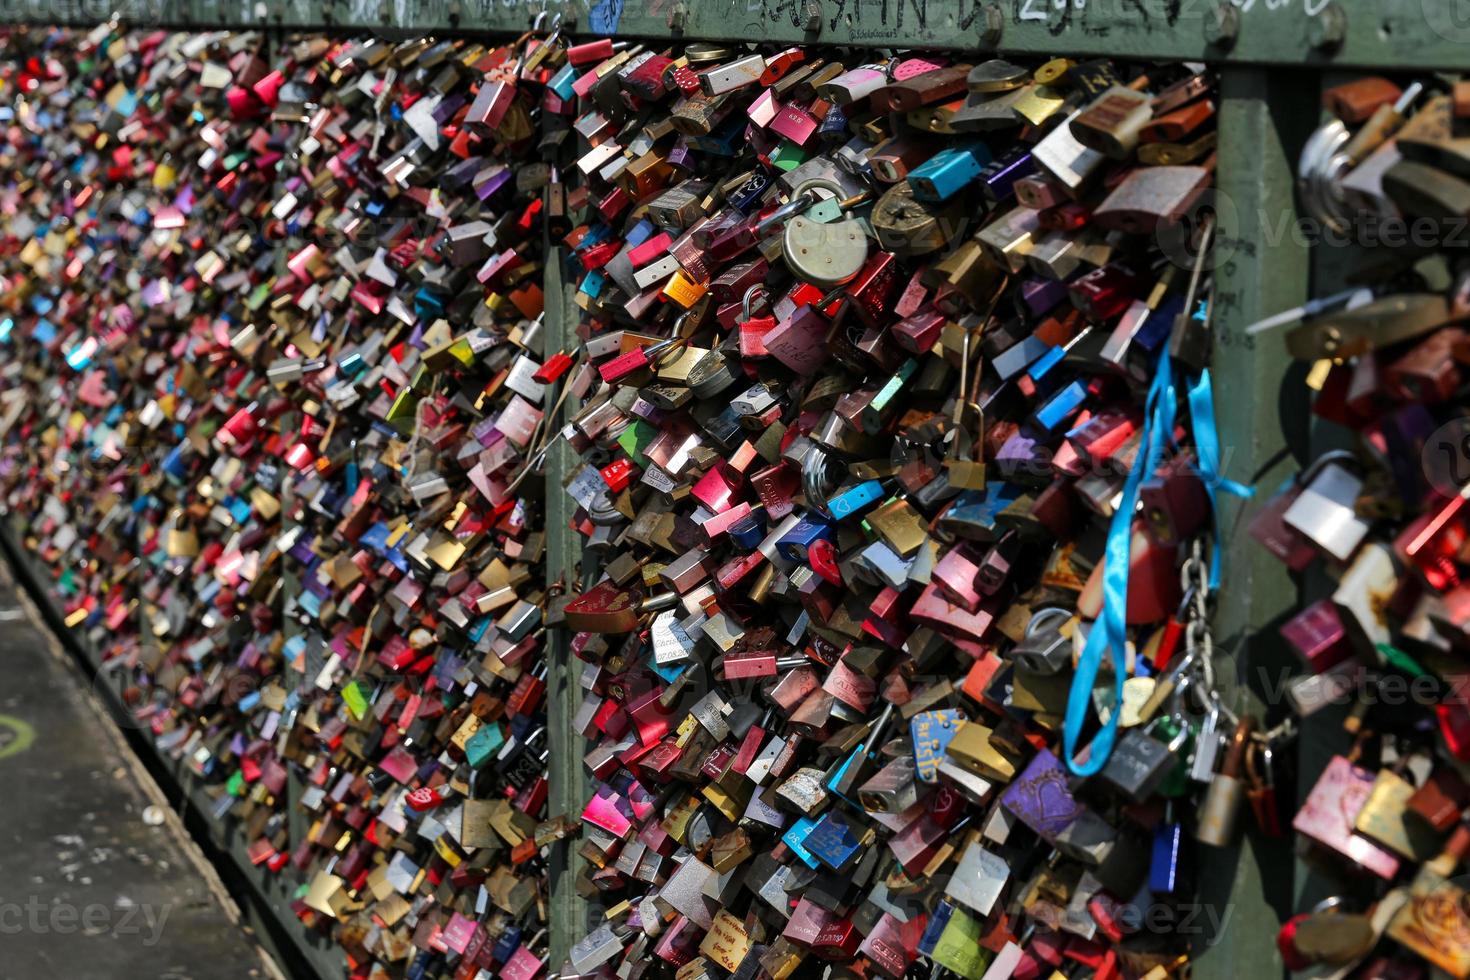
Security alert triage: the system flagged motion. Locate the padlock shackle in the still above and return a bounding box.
[753,189,820,235]
[1298,448,1363,488]
[1025,606,1072,637]
[1244,739,1274,788]
[741,284,769,320]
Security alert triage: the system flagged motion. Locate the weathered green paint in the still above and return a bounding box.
[1190,66,1316,980]
[13,0,1470,71]
[542,246,593,969]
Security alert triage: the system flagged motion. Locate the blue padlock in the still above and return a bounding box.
[728,509,768,550]
[776,513,834,562]
[803,810,866,873]
[782,816,820,868]
[909,141,992,202]
[826,479,885,521]
[917,899,957,957]
[548,62,577,101]
[1033,379,1089,434]
[1149,809,1184,894]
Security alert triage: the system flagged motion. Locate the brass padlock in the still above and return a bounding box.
[1194,717,1253,847]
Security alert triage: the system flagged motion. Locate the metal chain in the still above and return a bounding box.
[1175,537,1298,749]
[1174,538,1225,721]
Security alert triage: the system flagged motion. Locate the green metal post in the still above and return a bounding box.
[1192,66,1316,978]
[542,246,592,968]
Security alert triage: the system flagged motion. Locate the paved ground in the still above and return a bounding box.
[0,573,279,980]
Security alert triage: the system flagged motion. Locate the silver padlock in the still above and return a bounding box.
[1281,453,1370,562]
[1099,696,1192,802]
[1189,700,1223,783]
[780,178,870,289]
[1013,607,1073,674]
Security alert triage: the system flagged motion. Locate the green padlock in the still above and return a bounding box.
[768,140,808,172]
[465,721,506,770]
[931,905,994,980]
[1157,715,1194,798]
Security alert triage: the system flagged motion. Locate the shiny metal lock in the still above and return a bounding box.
[946,840,1010,917]
[1195,718,1254,847]
[856,754,918,813]
[1281,457,1370,562]
[1188,702,1223,783]
[1070,82,1153,160]
[1099,715,1189,801]
[1011,606,1072,674]
[781,178,870,289]
[1093,164,1211,234]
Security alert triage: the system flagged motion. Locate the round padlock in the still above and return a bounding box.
[781,178,870,289]
[1297,119,1355,235]
[872,180,963,257]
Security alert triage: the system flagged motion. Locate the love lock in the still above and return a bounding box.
[781,177,870,289]
[1296,118,1355,235]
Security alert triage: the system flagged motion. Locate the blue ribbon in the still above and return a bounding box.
[1185,366,1254,590]
[1064,347,1177,775]
[1063,301,1258,774]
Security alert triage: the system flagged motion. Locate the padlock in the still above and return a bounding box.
[1294,752,1402,879]
[1194,717,1253,847]
[908,141,992,202]
[1354,751,1442,861]
[1187,701,1223,783]
[779,178,870,288]
[1386,823,1470,977]
[1149,802,1184,894]
[1070,78,1153,160]
[1281,456,1371,562]
[1094,164,1211,234]
[1098,714,1190,802]
[1012,607,1073,674]
[1281,900,1380,968]
[1407,766,1470,832]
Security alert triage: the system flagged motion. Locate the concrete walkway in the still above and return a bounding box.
[0,573,280,980]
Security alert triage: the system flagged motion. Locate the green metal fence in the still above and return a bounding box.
[0,2,1439,976]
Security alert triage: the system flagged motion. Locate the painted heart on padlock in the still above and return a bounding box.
[1001,750,1083,840]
